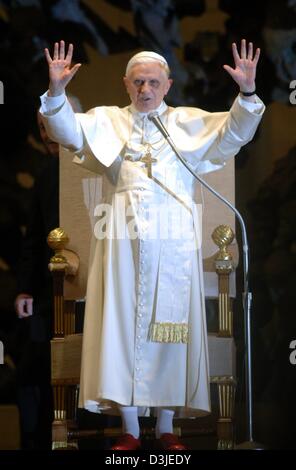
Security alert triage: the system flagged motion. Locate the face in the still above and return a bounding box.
[37,112,59,157]
[123,62,172,112]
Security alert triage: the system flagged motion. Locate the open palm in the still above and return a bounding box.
[223,39,260,92]
[45,40,81,96]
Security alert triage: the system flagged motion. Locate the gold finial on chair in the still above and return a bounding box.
[47,228,69,265]
[212,225,235,337]
[212,225,234,262]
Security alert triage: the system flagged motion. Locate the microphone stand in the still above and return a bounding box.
[148,113,263,449]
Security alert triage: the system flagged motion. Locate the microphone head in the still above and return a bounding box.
[148,111,159,121]
[147,111,169,138]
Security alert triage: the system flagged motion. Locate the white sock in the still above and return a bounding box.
[155,408,175,438]
[119,406,140,439]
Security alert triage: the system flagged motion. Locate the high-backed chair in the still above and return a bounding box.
[49,147,238,450]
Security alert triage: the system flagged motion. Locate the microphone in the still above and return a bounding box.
[148,108,256,447]
[148,111,170,138]
[147,111,247,253]
[147,110,249,294]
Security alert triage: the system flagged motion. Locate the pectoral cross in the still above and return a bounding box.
[140,150,157,178]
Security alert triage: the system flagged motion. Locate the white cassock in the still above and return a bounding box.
[40,93,264,417]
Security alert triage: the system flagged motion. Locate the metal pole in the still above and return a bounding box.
[150,125,263,449]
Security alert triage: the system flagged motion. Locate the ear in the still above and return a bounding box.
[165,78,173,95]
[123,76,129,93]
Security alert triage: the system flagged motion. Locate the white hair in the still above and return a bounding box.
[125,51,170,77]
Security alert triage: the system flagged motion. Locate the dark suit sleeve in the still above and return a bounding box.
[17,158,59,297]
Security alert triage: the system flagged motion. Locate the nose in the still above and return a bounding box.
[139,81,150,93]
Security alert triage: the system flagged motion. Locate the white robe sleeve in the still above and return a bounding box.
[171,94,265,174]
[39,90,265,177]
[39,92,125,174]
[39,91,84,151]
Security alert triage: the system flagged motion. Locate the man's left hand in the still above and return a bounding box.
[223,39,260,93]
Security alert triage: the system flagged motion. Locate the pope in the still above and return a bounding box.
[40,39,265,450]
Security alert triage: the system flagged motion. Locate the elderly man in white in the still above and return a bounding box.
[40,39,264,450]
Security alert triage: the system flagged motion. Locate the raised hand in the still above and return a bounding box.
[45,40,81,96]
[223,39,260,93]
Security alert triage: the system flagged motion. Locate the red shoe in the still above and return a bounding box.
[110,433,141,450]
[158,433,189,451]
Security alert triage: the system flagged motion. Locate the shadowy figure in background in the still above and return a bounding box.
[248,146,296,448]
[14,111,60,450]
[0,67,43,415]
[14,96,83,449]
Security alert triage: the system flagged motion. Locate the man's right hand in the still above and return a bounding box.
[15,294,33,319]
[45,40,81,97]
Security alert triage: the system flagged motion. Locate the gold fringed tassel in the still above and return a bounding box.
[148,322,188,343]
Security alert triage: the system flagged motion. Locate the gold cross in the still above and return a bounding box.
[140,150,157,178]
